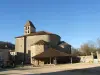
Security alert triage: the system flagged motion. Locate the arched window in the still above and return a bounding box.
[28,30,29,33]
[25,27,27,30]
[28,26,30,29]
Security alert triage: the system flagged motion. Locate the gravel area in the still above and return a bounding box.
[0,63,100,75]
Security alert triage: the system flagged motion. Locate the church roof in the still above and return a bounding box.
[16,31,59,38]
[32,40,49,45]
[58,41,71,46]
[29,31,53,35]
[24,20,36,29]
[33,48,71,58]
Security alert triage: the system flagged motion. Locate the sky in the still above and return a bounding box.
[0,0,100,48]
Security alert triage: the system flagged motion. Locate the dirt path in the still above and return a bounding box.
[0,63,100,75]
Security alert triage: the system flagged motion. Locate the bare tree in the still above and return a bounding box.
[80,43,90,55]
[71,47,84,56]
[80,41,96,56]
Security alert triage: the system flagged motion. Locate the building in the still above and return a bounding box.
[0,49,10,66]
[15,21,71,65]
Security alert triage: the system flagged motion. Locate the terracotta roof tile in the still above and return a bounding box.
[16,31,55,38]
[32,40,49,45]
[33,48,71,58]
[59,41,71,46]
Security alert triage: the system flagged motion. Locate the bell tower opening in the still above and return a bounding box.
[24,20,36,35]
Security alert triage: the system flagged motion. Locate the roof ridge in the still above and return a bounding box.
[33,40,48,45]
[24,20,36,28]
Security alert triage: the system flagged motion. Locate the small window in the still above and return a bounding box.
[28,26,29,29]
[28,30,29,33]
[25,27,27,30]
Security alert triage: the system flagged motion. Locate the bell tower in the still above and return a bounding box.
[24,20,36,35]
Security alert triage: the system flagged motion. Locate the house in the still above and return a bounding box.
[0,49,10,66]
[15,21,71,65]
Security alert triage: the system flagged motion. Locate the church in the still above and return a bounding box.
[15,21,71,66]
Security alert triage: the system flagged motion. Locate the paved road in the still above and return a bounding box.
[0,63,100,75]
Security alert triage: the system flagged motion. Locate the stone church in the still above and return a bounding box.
[15,21,71,66]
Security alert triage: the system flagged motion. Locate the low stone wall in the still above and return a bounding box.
[97,54,100,63]
[79,56,93,63]
[32,59,44,67]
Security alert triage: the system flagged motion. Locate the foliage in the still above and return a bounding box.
[72,40,98,56]
[71,47,84,56]
[0,41,15,50]
[80,42,97,55]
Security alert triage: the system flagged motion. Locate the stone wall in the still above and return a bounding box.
[0,49,10,65]
[31,45,44,65]
[97,53,100,62]
[15,37,24,53]
[15,34,60,64]
[79,56,93,63]
[79,52,100,63]
[26,34,60,53]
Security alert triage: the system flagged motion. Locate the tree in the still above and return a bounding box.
[71,47,82,56]
[80,43,90,55]
[80,41,97,55]
[0,41,15,50]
